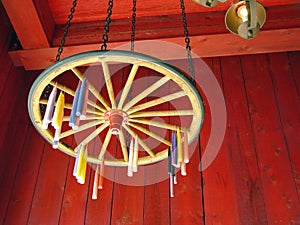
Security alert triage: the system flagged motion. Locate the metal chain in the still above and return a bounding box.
[101,0,114,50]
[55,0,77,62]
[41,0,77,114]
[130,0,137,52]
[180,0,196,85]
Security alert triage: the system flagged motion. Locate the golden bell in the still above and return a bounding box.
[225,0,266,39]
[193,0,226,8]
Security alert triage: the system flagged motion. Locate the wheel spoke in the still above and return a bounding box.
[60,120,106,139]
[117,64,139,109]
[49,81,105,112]
[123,124,155,157]
[128,122,171,147]
[81,122,109,145]
[71,67,111,111]
[128,118,188,132]
[98,130,112,160]
[127,91,186,114]
[122,76,170,111]
[129,110,194,118]
[119,129,129,162]
[39,99,103,116]
[102,62,116,109]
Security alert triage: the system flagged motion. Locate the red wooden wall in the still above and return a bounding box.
[0,4,300,225]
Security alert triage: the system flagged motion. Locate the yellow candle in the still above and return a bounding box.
[75,145,84,179]
[78,147,88,184]
[176,127,182,166]
[52,91,65,130]
[183,130,189,163]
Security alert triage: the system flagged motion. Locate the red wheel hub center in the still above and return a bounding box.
[104,110,128,135]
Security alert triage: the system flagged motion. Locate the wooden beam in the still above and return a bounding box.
[2,0,55,49]
[51,4,300,47]
[8,27,300,70]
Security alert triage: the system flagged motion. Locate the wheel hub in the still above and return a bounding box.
[104,109,128,135]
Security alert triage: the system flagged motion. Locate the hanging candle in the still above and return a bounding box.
[52,127,61,149]
[127,138,134,177]
[80,82,89,120]
[176,127,183,166]
[92,164,99,200]
[168,147,174,197]
[181,162,187,176]
[171,132,178,168]
[98,158,104,189]
[77,147,88,184]
[42,86,57,129]
[69,81,81,129]
[132,135,139,173]
[183,130,189,163]
[51,91,65,130]
[73,144,83,177]
[76,77,88,118]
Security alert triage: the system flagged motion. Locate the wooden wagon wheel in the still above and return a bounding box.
[28,50,204,166]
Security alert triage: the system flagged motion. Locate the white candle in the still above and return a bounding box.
[92,164,99,200]
[127,138,134,177]
[42,86,57,129]
[132,135,139,172]
[169,174,174,198]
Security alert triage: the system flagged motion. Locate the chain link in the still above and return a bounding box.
[180,0,196,85]
[55,0,77,62]
[101,0,114,50]
[130,0,137,52]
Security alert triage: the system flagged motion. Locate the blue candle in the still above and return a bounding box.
[69,81,81,129]
[76,77,87,117]
[172,132,178,167]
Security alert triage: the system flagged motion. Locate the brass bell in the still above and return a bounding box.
[225,0,266,39]
[193,0,226,8]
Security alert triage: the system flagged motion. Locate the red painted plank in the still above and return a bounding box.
[143,66,170,225]
[0,123,28,224]
[3,126,45,225]
[27,141,70,224]
[48,0,300,24]
[241,54,300,224]
[58,144,92,225]
[288,51,300,97]
[0,66,26,164]
[268,52,300,198]
[201,56,241,225]
[85,138,114,225]
[51,4,300,47]
[220,56,268,224]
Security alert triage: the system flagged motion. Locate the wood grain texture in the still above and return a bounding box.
[268,53,300,200]
[9,27,300,71]
[241,54,300,224]
[2,0,51,49]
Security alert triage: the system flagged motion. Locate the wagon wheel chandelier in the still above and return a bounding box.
[28,0,205,199]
